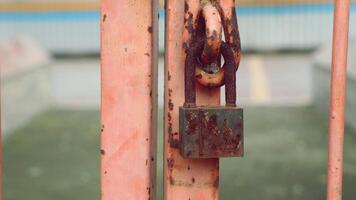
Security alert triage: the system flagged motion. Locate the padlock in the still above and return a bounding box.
[179,40,244,159]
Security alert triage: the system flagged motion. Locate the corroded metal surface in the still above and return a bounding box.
[183,0,241,88]
[200,1,222,66]
[218,0,241,69]
[184,40,237,107]
[180,107,243,158]
[180,39,243,159]
[165,0,220,199]
[164,0,242,197]
[101,0,158,199]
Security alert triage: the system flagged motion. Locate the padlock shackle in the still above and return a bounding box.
[221,42,237,107]
[184,40,203,107]
[184,40,237,107]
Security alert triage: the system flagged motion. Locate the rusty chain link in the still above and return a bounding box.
[183,0,241,87]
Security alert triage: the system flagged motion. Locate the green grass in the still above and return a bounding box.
[3,110,100,200]
[219,107,356,200]
[3,107,356,200]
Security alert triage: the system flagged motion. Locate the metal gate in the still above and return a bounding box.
[52,0,352,199]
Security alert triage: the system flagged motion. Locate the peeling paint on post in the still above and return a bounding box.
[164,0,220,199]
[101,0,158,199]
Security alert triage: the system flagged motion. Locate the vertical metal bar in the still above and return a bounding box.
[327,0,350,200]
[0,90,2,200]
[164,0,220,199]
[221,42,236,106]
[100,0,158,199]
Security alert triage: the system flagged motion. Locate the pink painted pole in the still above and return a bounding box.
[164,1,219,199]
[0,88,2,200]
[327,0,350,200]
[100,0,158,199]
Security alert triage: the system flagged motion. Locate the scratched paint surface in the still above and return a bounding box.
[101,0,158,199]
[164,1,220,199]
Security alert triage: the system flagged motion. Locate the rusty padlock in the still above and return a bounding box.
[179,40,244,159]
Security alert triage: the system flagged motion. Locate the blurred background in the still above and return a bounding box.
[1,0,356,199]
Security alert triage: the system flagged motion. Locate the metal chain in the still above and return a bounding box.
[183,0,241,87]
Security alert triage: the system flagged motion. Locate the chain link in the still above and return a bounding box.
[183,0,241,87]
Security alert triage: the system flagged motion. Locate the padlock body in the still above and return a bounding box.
[179,106,244,159]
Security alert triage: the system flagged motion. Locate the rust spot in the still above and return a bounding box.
[191,177,195,183]
[104,171,107,174]
[184,1,189,13]
[144,52,150,56]
[100,149,105,155]
[168,120,179,148]
[168,89,173,97]
[168,72,171,81]
[208,30,218,41]
[187,165,191,170]
[186,151,192,157]
[183,42,189,53]
[185,111,199,133]
[168,122,173,135]
[151,156,154,162]
[184,40,205,105]
[222,41,237,105]
[103,14,107,22]
[168,99,174,111]
[124,48,128,52]
[207,114,218,133]
[147,26,153,33]
[149,90,152,97]
[147,187,151,195]
[170,139,180,148]
[180,107,243,158]
[223,7,241,58]
[169,175,175,185]
[146,159,148,165]
[213,177,219,188]
[167,112,172,121]
[101,124,105,133]
[167,158,174,168]
[184,11,194,35]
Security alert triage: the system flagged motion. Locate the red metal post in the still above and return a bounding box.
[164,1,219,199]
[327,0,350,200]
[0,131,1,200]
[100,0,158,199]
